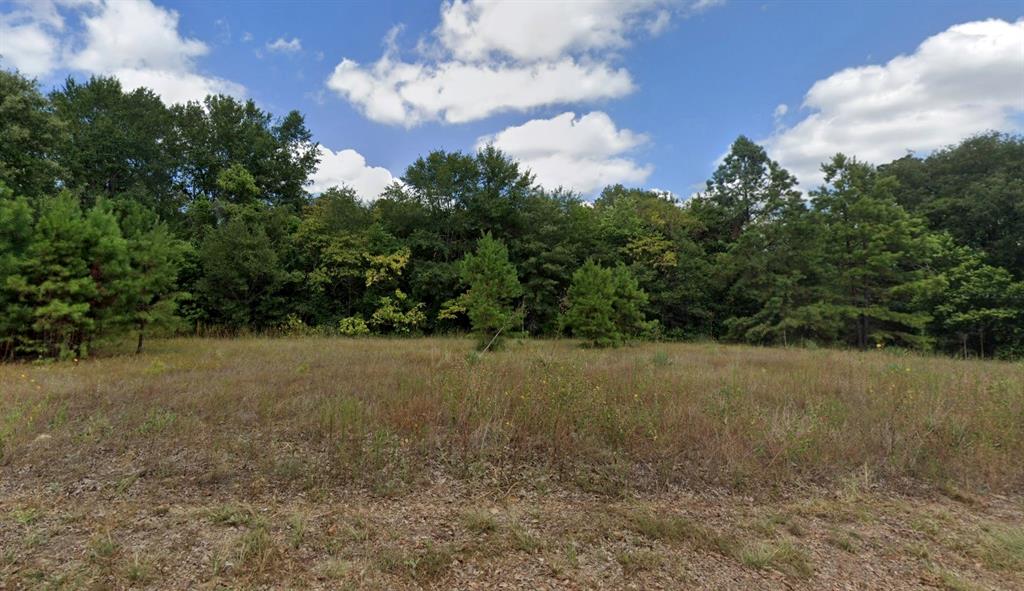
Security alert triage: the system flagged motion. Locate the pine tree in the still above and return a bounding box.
[8,193,131,357]
[459,232,523,349]
[564,260,648,347]
[803,155,936,349]
[0,186,35,359]
[116,202,187,353]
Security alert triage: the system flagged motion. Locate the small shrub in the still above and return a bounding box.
[337,316,370,336]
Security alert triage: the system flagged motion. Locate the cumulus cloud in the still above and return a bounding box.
[766,18,1024,187]
[328,54,633,126]
[0,0,243,104]
[310,146,395,201]
[477,111,653,195]
[326,1,720,126]
[0,18,60,76]
[267,37,302,53]
[436,0,672,62]
[0,0,73,76]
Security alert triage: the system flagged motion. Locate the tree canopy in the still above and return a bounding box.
[2,69,1022,358]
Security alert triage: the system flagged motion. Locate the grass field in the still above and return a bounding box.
[1,337,1022,589]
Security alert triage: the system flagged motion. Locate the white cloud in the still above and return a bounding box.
[0,0,243,104]
[646,10,672,36]
[0,0,75,75]
[325,1,722,126]
[766,18,1024,188]
[67,0,243,103]
[110,67,244,106]
[436,0,671,62]
[773,103,788,119]
[328,54,633,126]
[0,19,60,76]
[267,37,302,53]
[310,146,395,201]
[478,111,653,195]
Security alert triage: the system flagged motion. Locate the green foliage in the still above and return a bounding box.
[915,240,1024,357]
[563,260,649,347]
[194,205,296,329]
[798,155,936,349]
[337,316,370,336]
[116,201,187,352]
[1,64,1023,358]
[0,190,132,358]
[0,71,64,198]
[882,132,1024,278]
[173,95,318,210]
[50,76,180,216]
[459,232,523,348]
[369,290,426,335]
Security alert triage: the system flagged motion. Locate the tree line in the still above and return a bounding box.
[1,70,1022,359]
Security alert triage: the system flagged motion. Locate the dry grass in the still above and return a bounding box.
[2,337,1021,493]
[1,337,1022,588]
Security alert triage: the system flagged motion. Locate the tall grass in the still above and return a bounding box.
[1,337,1021,493]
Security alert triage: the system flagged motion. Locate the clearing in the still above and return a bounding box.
[1,338,1022,589]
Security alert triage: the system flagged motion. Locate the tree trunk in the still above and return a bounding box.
[136,330,145,355]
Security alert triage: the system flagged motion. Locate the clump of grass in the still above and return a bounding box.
[616,548,664,575]
[932,567,984,591]
[509,524,544,553]
[88,533,119,565]
[287,513,307,549]
[739,540,813,579]
[321,558,354,580]
[375,542,453,583]
[625,510,737,555]
[825,528,860,553]
[976,525,1024,571]
[461,509,500,534]
[207,504,258,527]
[124,552,154,583]
[12,507,41,525]
[237,525,275,571]
[138,408,177,435]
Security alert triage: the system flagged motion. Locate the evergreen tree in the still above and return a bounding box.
[116,203,188,353]
[459,232,523,349]
[690,136,801,250]
[802,155,936,349]
[0,186,35,359]
[563,260,649,347]
[5,193,130,357]
[722,189,824,345]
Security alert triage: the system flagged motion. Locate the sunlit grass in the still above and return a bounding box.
[1,336,1021,493]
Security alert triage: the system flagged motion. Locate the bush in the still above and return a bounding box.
[563,261,649,347]
[338,316,370,336]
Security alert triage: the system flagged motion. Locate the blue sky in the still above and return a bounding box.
[2,0,1022,199]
